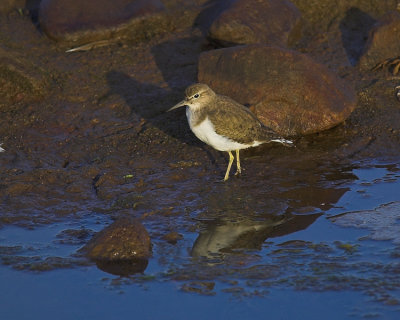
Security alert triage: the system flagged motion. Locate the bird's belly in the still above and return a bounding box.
[190,117,253,151]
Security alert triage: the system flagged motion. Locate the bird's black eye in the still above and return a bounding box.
[194,93,200,98]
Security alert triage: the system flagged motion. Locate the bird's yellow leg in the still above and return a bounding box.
[235,149,241,175]
[224,151,234,181]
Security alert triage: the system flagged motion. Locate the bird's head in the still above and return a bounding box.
[168,83,215,112]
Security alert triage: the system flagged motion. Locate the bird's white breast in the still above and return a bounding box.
[186,108,258,151]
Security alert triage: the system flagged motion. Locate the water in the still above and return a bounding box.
[1,162,400,319]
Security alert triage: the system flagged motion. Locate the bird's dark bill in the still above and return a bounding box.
[167,100,188,112]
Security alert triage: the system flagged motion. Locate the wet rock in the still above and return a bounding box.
[56,228,94,245]
[0,47,49,107]
[291,0,396,33]
[39,0,167,44]
[359,11,400,70]
[0,0,24,14]
[209,0,302,47]
[162,231,183,244]
[82,217,151,261]
[198,44,357,136]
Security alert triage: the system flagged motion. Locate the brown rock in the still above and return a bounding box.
[359,11,400,70]
[0,0,24,14]
[39,0,166,44]
[0,47,49,108]
[209,0,302,47]
[198,44,356,136]
[82,217,151,261]
[162,231,183,245]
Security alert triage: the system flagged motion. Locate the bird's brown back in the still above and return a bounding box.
[199,94,282,144]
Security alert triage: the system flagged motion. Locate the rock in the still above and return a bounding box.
[209,0,302,47]
[0,47,49,108]
[39,0,167,44]
[198,44,357,136]
[359,11,400,70]
[162,231,183,244]
[82,217,151,261]
[0,0,24,14]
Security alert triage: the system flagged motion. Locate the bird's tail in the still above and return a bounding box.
[260,126,294,147]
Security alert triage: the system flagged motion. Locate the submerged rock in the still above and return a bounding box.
[209,0,302,47]
[39,0,167,44]
[359,11,400,70]
[198,44,357,136]
[330,202,400,244]
[82,217,151,275]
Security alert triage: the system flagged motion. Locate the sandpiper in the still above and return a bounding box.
[168,83,293,181]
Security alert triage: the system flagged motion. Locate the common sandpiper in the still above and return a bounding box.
[168,83,293,181]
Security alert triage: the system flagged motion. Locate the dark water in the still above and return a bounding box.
[1,161,400,319]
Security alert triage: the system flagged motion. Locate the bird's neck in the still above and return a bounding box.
[186,105,209,128]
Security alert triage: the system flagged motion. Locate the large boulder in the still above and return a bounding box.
[359,11,400,70]
[209,0,302,47]
[198,44,357,136]
[39,0,167,44]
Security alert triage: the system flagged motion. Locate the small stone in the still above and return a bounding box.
[359,11,400,70]
[82,217,151,261]
[162,231,183,245]
[209,0,302,47]
[198,44,356,136]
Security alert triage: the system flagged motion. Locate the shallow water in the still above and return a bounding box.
[1,161,400,319]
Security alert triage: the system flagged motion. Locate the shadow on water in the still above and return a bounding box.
[339,7,376,66]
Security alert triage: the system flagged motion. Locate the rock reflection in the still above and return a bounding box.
[95,259,148,277]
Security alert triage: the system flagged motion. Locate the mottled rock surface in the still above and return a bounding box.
[209,0,302,47]
[359,11,400,69]
[39,0,166,43]
[0,0,24,14]
[0,47,49,107]
[198,44,357,136]
[82,217,151,261]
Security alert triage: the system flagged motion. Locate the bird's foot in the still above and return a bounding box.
[222,171,230,181]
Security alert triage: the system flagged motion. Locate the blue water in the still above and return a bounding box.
[0,268,392,320]
[1,162,400,320]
